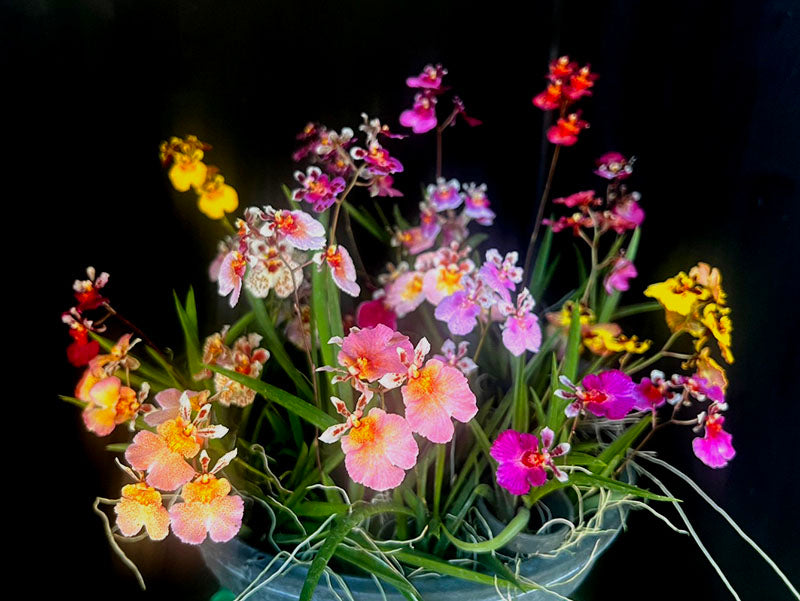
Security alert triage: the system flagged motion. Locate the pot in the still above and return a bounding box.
[201,499,627,600]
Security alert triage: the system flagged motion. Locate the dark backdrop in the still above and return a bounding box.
[8,0,800,599]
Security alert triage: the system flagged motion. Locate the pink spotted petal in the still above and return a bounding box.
[692,429,735,468]
[345,445,406,491]
[169,502,210,544]
[145,451,196,491]
[145,388,182,426]
[377,410,419,470]
[125,431,166,471]
[436,362,478,423]
[206,496,245,542]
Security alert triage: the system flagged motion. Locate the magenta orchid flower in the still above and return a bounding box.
[604,257,638,294]
[490,428,570,496]
[478,249,523,303]
[381,338,478,443]
[426,177,463,212]
[217,250,247,308]
[434,275,492,336]
[461,182,495,225]
[499,289,542,356]
[692,404,735,468]
[259,206,326,251]
[419,203,442,239]
[319,395,419,491]
[352,142,404,176]
[594,152,634,180]
[356,294,398,330]
[676,373,725,404]
[557,370,637,420]
[433,339,477,376]
[406,63,448,90]
[553,190,600,209]
[313,244,360,297]
[399,92,438,134]
[633,370,679,412]
[292,166,346,212]
[606,194,645,233]
[547,113,589,146]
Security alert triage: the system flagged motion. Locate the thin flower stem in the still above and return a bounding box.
[580,224,601,306]
[472,319,491,363]
[435,107,460,179]
[522,144,562,284]
[624,330,685,376]
[329,166,365,245]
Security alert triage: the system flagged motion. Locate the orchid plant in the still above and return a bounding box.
[60,57,798,601]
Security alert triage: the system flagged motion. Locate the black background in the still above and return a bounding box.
[8,0,800,599]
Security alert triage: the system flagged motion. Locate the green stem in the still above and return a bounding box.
[522,144,561,284]
[625,330,684,376]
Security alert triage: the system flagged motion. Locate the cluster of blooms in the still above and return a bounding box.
[292,114,406,207]
[208,204,360,306]
[61,267,109,367]
[317,325,477,491]
[532,56,597,146]
[546,301,651,357]
[65,277,245,544]
[160,135,239,219]
[645,262,734,364]
[399,64,482,134]
[543,152,644,237]
[196,330,270,407]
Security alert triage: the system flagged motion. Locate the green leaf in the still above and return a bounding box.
[392,203,410,229]
[299,503,410,601]
[511,355,528,431]
[392,549,532,591]
[247,291,314,401]
[207,365,335,430]
[594,414,652,476]
[185,287,198,335]
[282,183,301,210]
[224,311,255,345]
[343,201,390,243]
[105,442,130,453]
[59,395,87,409]
[173,290,204,383]
[88,332,176,389]
[144,346,183,388]
[529,221,553,298]
[441,507,530,553]
[611,301,662,321]
[598,227,641,323]
[464,232,489,250]
[571,472,679,502]
[563,300,582,382]
[335,546,422,601]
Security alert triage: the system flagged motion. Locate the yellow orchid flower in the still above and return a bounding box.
[197,170,239,220]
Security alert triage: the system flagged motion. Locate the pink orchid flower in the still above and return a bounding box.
[387,338,478,443]
[606,194,645,233]
[399,92,438,134]
[692,404,735,468]
[83,376,151,436]
[386,270,426,317]
[258,206,326,251]
[490,428,571,495]
[125,395,228,491]
[319,394,418,491]
[394,226,437,255]
[461,182,495,225]
[604,257,638,294]
[292,166,346,212]
[114,464,170,541]
[595,152,634,180]
[356,295,397,330]
[314,244,360,297]
[557,370,637,420]
[334,324,413,383]
[499,289,542,357]
[144,388,209,426]
[478,249,523,304]
[426,178,463,212]
[352,142,404,176]
[213,333,270,407]
[553,190,600,209]
[406,63,448,90]
[368,175,403,198]
[433,339,477,376]
[170,449,244,544]
[434,276,490,336]
[218,250,247,308]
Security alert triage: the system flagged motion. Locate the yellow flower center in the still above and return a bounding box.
[401,275,423,300]
[121,482,163,507]
[348,415,378,445]
[158,418,201,457]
